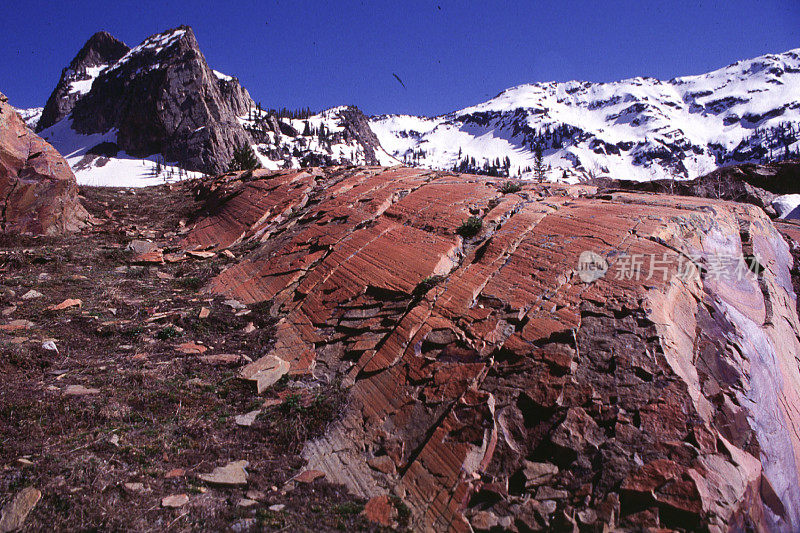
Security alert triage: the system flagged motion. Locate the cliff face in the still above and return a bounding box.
[69,26,253,175]
[0,92,88,234]
[182,166,800,532]
[36,31,130,132]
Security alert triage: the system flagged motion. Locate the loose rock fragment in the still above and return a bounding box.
[198,461,249,486]
[240,355,290,393]
[41,340,59,353]
[161,494,189,508]
[21,290,43,300]
[0,487,41,533]
[234,410,261,427]
[293,470,325,484]
[46,299,82,311]
[64,385,100,396]
[176,342,208,355]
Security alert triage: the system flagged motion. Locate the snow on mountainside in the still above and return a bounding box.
[371,48,800,181]
[36,27,398,186]
[15,107,43,129]
[240,105,399,170]
[38,117,204,187]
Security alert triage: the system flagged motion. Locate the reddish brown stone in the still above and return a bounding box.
[362,495,396,527]
[294,469,324,483]
[176,342,207,355]
[182,166,800,532]
[0,92,88,234]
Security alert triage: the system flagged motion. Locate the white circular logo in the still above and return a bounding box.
[577,251,608,283]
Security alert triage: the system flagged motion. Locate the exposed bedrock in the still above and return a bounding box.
[0,91,88,235]
[184,166,800,532]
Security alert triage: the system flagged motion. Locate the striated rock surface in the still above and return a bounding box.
[37,31,130,132]
[185,166,800,531]
[65,26,254,174]
[0,92,88,234]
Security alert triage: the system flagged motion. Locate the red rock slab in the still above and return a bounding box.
[188,166,800,532]
[176,342,207,355]
[362,495,396,527]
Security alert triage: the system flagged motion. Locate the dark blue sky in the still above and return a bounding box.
[3,0,798,116]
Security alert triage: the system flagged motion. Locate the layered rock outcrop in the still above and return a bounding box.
[0,92,88,234]
[184,167,800,531]
[596,160,800,217]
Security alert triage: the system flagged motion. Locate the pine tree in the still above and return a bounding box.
[533,145,545,181]
[228,143,262,172]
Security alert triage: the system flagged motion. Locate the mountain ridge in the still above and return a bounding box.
[371,47,800,181]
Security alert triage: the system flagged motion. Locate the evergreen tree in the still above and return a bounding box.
[228,143,262,172]
[533,145,545,181]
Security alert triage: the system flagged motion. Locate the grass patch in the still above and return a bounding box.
[178,276,204,290]
[414,275,445,296]
[155,325,181,340]
[499,180,522,194]
[457,216,483,238]
[260,382,348,453]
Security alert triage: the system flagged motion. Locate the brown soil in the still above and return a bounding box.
[0,184,402,531]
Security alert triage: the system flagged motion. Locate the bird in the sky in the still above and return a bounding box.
[393,73,407,89]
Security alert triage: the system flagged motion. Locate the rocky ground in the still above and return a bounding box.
[0,184,401,531]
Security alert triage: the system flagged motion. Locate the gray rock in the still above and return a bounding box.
[37,32,130,131]
[0,487,41,533]
[126,240,158,254]
[69,26,254,174]
[21,290,43,300]
[198,460,249,486]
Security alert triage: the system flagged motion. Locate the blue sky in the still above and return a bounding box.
[3,0,798,116]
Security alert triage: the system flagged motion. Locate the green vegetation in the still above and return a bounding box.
[457,216,483,238]
[414,274,445,296]
[499,180,522,194]
[228,142,261,172]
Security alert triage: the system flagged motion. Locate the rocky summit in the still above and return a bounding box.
[65,26,253,174]
[179,166,800,531]
[30,26,399,185]
[0,92,87,234]
[36,31,130,132]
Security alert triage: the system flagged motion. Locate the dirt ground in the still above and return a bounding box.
[0,184,402,531]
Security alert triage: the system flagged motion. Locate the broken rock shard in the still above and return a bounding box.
[186,166,800,532]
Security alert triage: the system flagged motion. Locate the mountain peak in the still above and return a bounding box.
[36,31,130,131]
[72,31,129,69]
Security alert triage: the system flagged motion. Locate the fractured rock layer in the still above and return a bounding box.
[0,92,88,235]
[185,166,800,531]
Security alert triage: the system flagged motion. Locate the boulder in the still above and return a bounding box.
[0,92,88,234]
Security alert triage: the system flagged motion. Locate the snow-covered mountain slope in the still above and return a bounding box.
[15,107,43,129]
[36,26,398,186]
[240,105,399,170]
[38,118,204,187]
[371,48,800,181]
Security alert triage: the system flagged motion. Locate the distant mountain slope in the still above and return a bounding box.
[371,48,800,181]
